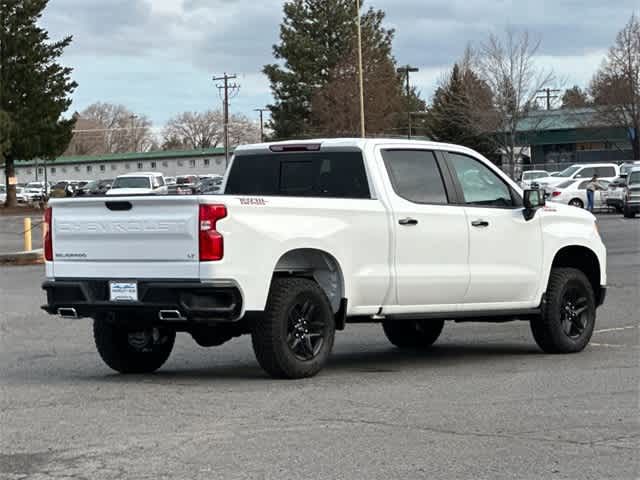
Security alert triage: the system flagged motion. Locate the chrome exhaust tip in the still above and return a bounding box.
[58,307,78,319]
[158,310,186,321]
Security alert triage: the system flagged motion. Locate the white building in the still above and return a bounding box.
[1,147,229,184]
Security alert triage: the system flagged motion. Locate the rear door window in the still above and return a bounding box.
[381,150,449,204]
[225,151,370,198]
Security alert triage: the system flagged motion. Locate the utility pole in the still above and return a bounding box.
[129,114,137,152]
[355,0,365,138]
[254,108,268,142]
[536,88,561,110]
[397,65,419,139]
[213,73,238,167]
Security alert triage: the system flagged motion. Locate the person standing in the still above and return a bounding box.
[586,174,604,212]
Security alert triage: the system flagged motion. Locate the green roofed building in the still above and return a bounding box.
[0,147,228,184]
[515,108,635,170]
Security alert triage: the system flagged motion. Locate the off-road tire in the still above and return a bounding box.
[382,319,445,349]
[93,317,175,373]
[251,278,335,379]
[530,268,596,354]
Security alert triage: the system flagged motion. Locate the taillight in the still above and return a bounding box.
[43,207,53,261]
[551,191,561,197]
[199,204,227,261]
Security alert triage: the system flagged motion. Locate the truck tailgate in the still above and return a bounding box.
[50,196,200,278]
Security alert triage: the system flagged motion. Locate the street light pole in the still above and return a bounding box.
[397,65,419,139]
[254,108,268,143]
[355,0,365,138]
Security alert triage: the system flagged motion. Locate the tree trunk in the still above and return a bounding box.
[3,156,17,208]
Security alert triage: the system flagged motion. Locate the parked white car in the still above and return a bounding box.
[549,178,610,209]
[106,172,168,196]
[537,163,620,194]
[42,138,607,379]
[519,170,550,189]
[0,184,5,203]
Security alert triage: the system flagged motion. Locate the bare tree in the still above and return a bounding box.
[163,110,260,150]
[590,13,640,159]
[78,102,154,154]
[163,110,223,149]
[471,30,554,176]
[227,114,261,146]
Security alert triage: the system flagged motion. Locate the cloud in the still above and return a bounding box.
[39,0,637,123]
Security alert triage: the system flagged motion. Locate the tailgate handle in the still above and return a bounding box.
[105,201,132,211]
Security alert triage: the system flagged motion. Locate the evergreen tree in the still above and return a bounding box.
[561,85,590,108]
[264,0,413,139]
[0,0,77,206]
[424,64,494,158]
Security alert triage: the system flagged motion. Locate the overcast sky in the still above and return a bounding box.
[41,0,637,127]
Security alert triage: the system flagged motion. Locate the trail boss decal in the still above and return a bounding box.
[237,197,267,206]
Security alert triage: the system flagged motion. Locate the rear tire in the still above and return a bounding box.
[530,268,596,354]
[382,319,444,349]
[93,317,175,373]
[568,198,584,208]
[251,278,335,379]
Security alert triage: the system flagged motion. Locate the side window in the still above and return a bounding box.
[156,176,165,186]
[448,152,514,207]
[575,167,594,179]
[381,150,448,204]
[578,180,590,189]
[596,166,615,177]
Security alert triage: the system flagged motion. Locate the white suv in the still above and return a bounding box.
[106,172,168,196]
[538,163,620,194]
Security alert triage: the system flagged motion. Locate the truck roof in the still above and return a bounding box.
[234,137,485,157]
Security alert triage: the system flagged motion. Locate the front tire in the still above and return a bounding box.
[530,268,596,354]
[93,317,175,373]
[382,319,444,349]
[252,278,335,379]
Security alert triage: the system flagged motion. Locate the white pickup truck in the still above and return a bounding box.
[42,139,607,378]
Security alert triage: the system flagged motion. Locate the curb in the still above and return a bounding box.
[0,248,44,265]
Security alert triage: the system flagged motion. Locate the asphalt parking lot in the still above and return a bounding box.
[0,214,638,479]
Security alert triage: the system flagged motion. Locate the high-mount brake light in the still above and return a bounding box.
[199,204,227,261]
[269,143,321,152]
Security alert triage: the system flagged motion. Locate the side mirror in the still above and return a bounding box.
[523,189,545,220]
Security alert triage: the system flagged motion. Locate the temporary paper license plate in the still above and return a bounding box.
[109,281,138,301]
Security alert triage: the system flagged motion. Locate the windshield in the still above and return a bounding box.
[557,165,581,177]
[628,171,640,184]
[557,180,576,189]
[111,177,151,189]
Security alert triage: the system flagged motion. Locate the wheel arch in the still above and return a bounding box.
[273,248,345,314]
[549,245,602,302]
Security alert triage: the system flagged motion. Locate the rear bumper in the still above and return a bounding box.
[42,278,243,321]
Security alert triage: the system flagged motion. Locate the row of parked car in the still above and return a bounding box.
[518,161,640,217]
[1,173,225,203]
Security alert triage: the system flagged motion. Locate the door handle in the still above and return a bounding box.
[399,218,418,226]
[471,219,489,227]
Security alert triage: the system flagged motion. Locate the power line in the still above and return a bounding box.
[536,88,561,110]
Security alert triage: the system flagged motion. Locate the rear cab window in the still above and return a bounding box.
[225,150,370,199]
